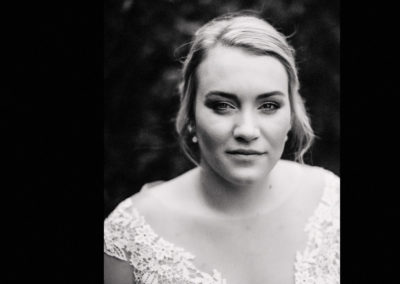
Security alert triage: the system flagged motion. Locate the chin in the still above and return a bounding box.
[202,156,272,187]
[224,168,267,187]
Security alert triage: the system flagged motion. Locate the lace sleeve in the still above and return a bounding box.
[104,197,225,284]
[294,169,340,284]
[104,198,139,262]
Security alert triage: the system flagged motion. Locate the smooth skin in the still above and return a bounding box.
[194,44,292,217]
[195,44,291,187]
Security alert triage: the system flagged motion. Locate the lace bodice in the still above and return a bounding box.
[104,168,340,284]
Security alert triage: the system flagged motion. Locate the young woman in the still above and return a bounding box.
[104,12,340,284]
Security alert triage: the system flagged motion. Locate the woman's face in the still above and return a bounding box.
[194,44,291,186]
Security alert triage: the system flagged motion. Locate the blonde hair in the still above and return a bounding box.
[176,12,315,164]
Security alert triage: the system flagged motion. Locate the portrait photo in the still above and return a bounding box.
[104,1,339,283]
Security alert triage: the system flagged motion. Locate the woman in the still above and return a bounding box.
[104,12,339,284]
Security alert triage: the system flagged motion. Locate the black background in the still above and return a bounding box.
[3,0,399,283]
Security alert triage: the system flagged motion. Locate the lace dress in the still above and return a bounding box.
[104,168,340,284]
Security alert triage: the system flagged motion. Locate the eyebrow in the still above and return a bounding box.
[204,91,285,102]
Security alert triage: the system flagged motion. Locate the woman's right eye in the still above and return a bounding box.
[212,102,236,113]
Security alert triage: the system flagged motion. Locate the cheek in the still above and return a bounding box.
[262,113,292,146]
[195,112,231,151]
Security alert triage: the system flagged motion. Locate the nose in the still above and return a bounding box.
[233,111,260,142]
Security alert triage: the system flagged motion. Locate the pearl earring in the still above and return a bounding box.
[192,136,198,143]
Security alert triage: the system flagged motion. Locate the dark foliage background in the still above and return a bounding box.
[104,0,339,217]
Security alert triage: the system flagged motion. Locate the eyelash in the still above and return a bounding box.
[258,102,280,113]
[212,102,235,113]
[209,101,280,114]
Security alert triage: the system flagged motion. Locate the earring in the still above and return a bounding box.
[192,136,198,143]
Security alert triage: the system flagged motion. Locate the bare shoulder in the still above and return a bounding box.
[127,167,200,219]
[104,253,134,284]
[134,167,200,208]
[277,159,329,180]
[276,159,331,199]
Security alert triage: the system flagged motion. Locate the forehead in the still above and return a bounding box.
[196,45,289,97]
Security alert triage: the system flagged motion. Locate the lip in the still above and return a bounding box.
[226,149,267,155]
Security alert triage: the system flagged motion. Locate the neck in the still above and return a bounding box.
[195,163,278,219]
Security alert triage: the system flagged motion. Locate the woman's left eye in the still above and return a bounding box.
[259,102,279,112]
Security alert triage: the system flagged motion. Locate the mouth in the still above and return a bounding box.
[226,149,267,156]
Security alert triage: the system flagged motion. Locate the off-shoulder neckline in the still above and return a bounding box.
[119,167,339,283]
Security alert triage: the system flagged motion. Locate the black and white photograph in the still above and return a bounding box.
[104,1,340,283]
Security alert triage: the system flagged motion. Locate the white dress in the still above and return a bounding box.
[104,168,340,284]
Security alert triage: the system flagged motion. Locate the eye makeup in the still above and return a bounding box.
[204,100,237,114]
[258,101,281,113]
[203,90,285,114]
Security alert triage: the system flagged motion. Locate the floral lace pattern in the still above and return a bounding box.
[104,199,226,284]
[294,170,340,284]
[104,169,339,284]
